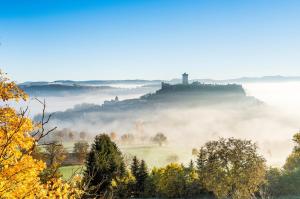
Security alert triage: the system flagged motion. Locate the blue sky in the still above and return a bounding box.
[1,0,300,82]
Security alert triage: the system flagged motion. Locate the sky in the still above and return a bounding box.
[1,0,300,82]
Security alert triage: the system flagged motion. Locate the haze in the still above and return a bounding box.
[11,81,298,167]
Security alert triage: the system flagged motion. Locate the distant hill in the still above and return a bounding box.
[19,80,161,96]
[53,79,161,85]
[20,75,300,88]
[196,76,300,83]
[20,79,161,86]
[21,75,300,97]
[19,84,116,96]
[36,82,261,123]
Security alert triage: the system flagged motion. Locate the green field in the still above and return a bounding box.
[62,141,194,168]
[121,145,193,168]
[59,165,84,180]
[59,144,194,180]
[62,141,86,152]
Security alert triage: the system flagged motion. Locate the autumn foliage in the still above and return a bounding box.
[0,72,81,198]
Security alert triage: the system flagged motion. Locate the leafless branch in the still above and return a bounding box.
[30,98,57,151]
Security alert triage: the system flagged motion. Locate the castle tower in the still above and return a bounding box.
[182,73,188,85]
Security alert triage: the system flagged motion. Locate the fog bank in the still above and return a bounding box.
[12,82,300,167]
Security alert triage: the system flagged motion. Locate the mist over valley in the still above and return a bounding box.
[17,76,300,167]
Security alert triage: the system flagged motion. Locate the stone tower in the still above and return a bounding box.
[182,73,188,85]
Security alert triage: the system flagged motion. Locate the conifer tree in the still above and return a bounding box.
[137,159,149,195]
[130,156,140,196]
[130,156,149,196]
[188,160,194,171]
[119,161,126,178]
[84,134,124,198]
[131,156,140,179]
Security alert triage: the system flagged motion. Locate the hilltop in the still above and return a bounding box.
[36,80,261,123]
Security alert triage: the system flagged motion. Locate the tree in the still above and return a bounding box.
[68,131,75,141]
[56,129,65,141]
[130,157,149,197]
[156,163,186,198]
[137,160,148,196]
[73,141,89,164]
[79,131,87,140]
[197,137,266,199]
[192,148,198,156]
[166,154,179,163]
[131,156,140,179]
[262,167,283,198]
[120,133,134,144]
[152,133,167,146]
[113,169,135,199]
[45,141,66,167]
[0,72,81,198]
[109,132,117,141]
[284,132,300,171]
[130,156,140,196]
[261,133,300,198]
[188,160,194,171]
[0,73,45,198]
[84,134,124,198]
[118,161,126,178]
[263,132,300,198]
[40,141,66,182]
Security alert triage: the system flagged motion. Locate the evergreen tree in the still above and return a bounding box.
[137,160,149,195]
[130,157,149,196]
[119,161,126,178]
[131,156,140,179]
[84,134,124,198]
[188,160,194,171]
[130,156,140,196]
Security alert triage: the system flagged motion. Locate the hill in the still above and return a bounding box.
[35,82,261,123]
[19,84,115,96]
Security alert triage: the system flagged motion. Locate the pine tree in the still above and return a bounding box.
[84,134,124,198]
[130,157,149,196]
[188,160,194,171]
[131,156,140,179]
[137,160,148,195]
[119,161,126,178]
[130,156,140,196]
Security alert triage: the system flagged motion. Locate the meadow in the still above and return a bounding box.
[59,143,193,179]
[59,165,84,180]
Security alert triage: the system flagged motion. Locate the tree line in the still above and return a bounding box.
[15,119,300,198]
[79,132,300,199]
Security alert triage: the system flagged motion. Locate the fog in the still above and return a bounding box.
[14,85,159,116]
[12,82,300,167]
[52,103,297,167]
[244,82,300,118]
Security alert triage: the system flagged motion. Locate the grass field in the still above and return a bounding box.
[59,165,84,180]
[59,139,195,181]
[62,141,194,168]
[62,141,86,152]
[121,145,193,168]
[59,143,194,179]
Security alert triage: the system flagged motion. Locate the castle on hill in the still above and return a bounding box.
[159,73,245,95]
[161,72,190,89]
[104,96,119,105]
